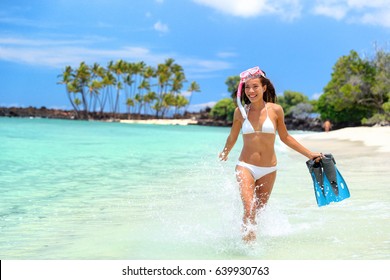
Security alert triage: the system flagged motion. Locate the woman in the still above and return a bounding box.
[219,66,321,242]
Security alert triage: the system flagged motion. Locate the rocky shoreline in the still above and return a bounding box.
[0,106,324,131]
[1,106,75,119]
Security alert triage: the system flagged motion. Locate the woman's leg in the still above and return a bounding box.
[254,170,277,211]
[235,165,257,242]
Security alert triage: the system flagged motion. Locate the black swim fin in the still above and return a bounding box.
[306,157,328,206]
[306,154,350,207]
[321,154,350,204]
[321,154,339,196]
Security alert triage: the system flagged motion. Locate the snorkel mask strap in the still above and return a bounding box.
[236,80,246,118]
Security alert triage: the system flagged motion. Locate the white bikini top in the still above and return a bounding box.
[241,103,275,134]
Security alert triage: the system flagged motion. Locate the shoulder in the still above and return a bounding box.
[230,107,244,132]
[233,107,244,121]
[267,103,284,115]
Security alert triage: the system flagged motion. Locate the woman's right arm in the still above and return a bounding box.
[219,108,242,161]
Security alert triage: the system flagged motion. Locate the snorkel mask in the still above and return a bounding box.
[236,66,266,117]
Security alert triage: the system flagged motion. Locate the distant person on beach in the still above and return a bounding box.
[219,66,321,243]
[323,119,332,132]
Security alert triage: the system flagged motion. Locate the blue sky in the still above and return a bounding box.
[1,0,389,112]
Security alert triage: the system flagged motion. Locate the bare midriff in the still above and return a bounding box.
[239,133,277,167]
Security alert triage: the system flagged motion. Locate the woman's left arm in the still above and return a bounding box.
[274,104,320,159]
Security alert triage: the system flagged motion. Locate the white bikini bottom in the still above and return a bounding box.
[236,161,277,180]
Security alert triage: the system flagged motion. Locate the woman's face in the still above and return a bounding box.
[244,78,266,103]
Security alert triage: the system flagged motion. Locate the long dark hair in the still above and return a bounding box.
[240,76,277,105]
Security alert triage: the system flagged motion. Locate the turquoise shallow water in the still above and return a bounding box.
[0,118,389,260]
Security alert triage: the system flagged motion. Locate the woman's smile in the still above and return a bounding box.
[247,93,258,100]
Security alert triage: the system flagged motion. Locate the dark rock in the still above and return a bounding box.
[0,106,364,131]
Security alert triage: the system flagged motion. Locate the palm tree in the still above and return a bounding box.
[169,69,186,115]
[155,62,170,118]
[131,61,146,91]
[59,59,200,120]
[144,91,157,116]
[114,81,123,118]
[57,66,80,118]
[139,66,156,117]
[175,95,189,115]
[75,62,91,119]
[126,98,134,119]
[186,81,201,112]
[155,58,188,118]
[108,60,127,118]
[89,80,103,113]
[136,79,151,116]
[101,70,116,115]
[123,74,133,112]
[124,61,146,116]
[89,63,105,114]
[74,97,82,111]
[163,93,176,116]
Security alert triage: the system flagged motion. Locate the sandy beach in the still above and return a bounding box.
[295,126,390,155]
[297,127,390,154]
[120,118,198,126]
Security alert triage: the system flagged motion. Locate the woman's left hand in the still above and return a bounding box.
[309,152,322,160]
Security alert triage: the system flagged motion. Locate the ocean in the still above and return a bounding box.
[0,117,389,260]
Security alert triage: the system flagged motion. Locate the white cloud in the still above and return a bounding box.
[189,59,231,72]
[267,0,303,20]
[312,0,390,27]
[193,0,302,20]
[311,92,323,100]
[346,0,389,9]
[187,101,216,112]
[359,8,390,28]
[0,35,232,76]
[153,21,169,33]
[312,4,347,20]
[96,21,114,28]
[0,37,101,46]
[193,0,268,17]
[0,39,156,68]
[0,16,51,28]
[216,51,237,58]
[180,90,192,97]
[192,0,390,27]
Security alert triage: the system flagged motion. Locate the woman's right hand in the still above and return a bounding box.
[219,150,228,161]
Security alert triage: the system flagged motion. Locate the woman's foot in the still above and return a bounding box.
[242,230,256,243]
[241,223,257,243]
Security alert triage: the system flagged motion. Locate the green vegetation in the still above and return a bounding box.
[277,90,312,118]
[317,49,389,125]
[211,48,390,127]
[210,98,236,121]
[225,76,240,99]
[58,59,200,119]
